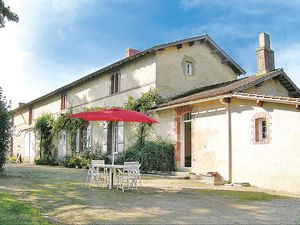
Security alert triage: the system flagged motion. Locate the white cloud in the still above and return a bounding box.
[181,0,300,9]
[276,43,300,88]
[0,0,96,108]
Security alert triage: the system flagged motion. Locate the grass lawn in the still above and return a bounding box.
[0,192,52,225]
[0,163,300,224]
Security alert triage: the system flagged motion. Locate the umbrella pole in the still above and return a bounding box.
[110,121,117,189]
[112,121,116,165]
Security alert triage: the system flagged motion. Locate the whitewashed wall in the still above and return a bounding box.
[231,99,300,194]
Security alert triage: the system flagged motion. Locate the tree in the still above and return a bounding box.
[0,87,12,174]
[0,0,19,28]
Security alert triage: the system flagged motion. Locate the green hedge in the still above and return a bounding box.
[115,141,175,173]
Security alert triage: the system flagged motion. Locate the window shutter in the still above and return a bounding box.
[117,122,124,153]
[102,122,108,152]
[28,107,33,125]
[76,128,80,153]
[110,74,115,94]
[115,73,119,93]
[87,124,92,149]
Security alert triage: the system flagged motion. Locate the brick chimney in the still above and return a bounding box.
[125,48,139,57]
[256,32,275,75]
[18,102,25,107]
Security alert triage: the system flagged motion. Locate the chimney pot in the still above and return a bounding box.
[256,32,275,75]
[259,33,270,49]
[125,48,139,57]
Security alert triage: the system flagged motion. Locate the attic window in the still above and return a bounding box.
[185,61,193,76]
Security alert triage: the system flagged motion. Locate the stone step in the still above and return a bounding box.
[171,171,190,178]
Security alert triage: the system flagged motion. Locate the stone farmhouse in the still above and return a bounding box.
[11,33,300,194]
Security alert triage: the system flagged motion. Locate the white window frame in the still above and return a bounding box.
[116,121,124,153]
[185,61,193,76]
[259,118,267,140]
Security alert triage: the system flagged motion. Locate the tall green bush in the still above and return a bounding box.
[115,140,175,173]
[0,87,12,174]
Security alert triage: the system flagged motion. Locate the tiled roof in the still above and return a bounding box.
[233,92,300,105]
[13,34,245,112]
[156,69,300,109]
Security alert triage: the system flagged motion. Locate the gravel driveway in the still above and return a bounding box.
[1,164,299,224]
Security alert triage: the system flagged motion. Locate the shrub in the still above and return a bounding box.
[80,146,111,163]
[140,141,175,173]
[7,155,16,162]
[115,140,175,173]
[35,158,58,166]
[0,87,12,174]
[61,155,89,168]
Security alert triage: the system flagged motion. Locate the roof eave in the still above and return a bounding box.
[150,94,233,112]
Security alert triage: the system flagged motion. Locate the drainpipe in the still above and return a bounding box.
[220,97,232,184]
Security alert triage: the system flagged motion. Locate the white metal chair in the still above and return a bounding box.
[124,161,142,187]
[116,163,139,192]
[85,160,108,188]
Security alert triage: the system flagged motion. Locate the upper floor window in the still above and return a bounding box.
[110,73,120,95]
[28,107,33,125]
[185,61,193,76]
[61,94,66,110]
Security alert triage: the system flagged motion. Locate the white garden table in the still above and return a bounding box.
[93,164,124,189]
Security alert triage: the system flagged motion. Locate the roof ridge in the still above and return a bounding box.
[13,34,246,112]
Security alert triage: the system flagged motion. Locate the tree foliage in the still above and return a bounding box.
[124,87,162,113]
[0,87,12,174]
[0,0,19,28]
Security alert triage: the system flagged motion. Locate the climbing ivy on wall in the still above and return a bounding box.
[124,87,162,146]
[34,113,54,160]
[51,111,86,155]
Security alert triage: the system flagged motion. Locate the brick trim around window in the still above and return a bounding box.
[251,111,272,144]
[175,105,193,168]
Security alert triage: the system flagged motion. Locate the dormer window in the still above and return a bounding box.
[185,61,193,76]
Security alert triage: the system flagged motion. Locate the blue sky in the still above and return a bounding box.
[1,0,300,108]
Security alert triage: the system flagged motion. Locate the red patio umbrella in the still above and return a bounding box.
[69,108,158,123]
[68,108,158,165]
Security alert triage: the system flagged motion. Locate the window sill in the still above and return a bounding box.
[253,139,270,145]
